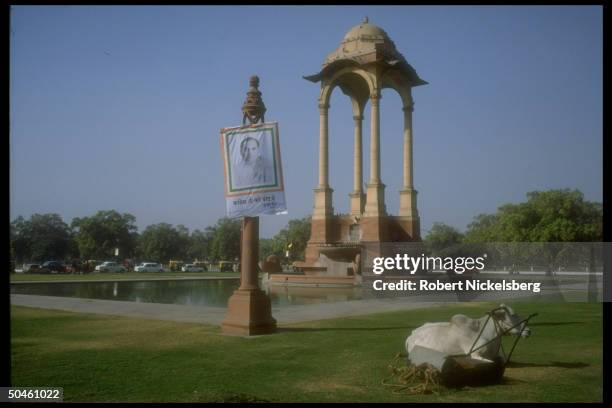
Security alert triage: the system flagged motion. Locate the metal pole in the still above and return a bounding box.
[504,313,538,364]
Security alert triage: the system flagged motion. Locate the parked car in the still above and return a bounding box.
[192,261,209,272]
[134,262,163,273]
[181,264,205,272]
[41,261,66,274]
[23,263,43,274]
[95,261,127,273]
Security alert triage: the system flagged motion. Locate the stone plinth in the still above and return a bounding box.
[221,216,276,336]
[361,215,388,243]
[221,288,277,335]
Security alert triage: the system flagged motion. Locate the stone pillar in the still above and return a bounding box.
[309,102,334,254]
[222,217,277,335]
[364,92,386,217]
[238,217,259,290]
[362,92,386,244]
[349,114,364,215]
[318,103,329,188]
[399,100,420,240]
[370,95,380,184]
[399,102,419,218]
[403,103,414,190]
[313,102,333,220]
[352,114,363,192]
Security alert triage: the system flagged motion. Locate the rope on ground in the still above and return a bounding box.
[381,352,444,395]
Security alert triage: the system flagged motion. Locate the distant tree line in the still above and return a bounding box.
[424,189,602,246]
[10,210,243,265]
[423,189,603,273]
[10,189,601,268]
[10,210,311,267]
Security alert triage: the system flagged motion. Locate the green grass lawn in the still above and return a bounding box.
[10,272,240,282]
[10,302,602,403]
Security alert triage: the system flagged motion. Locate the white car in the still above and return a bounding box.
[181,264,204,272]
[135,262,163,273]
[95,261,126,273]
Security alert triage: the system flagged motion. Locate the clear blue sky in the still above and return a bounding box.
[10,5,603,238]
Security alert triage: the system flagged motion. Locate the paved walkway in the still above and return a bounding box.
[11,276,239,284]
[10,294,447,326]
[10,280,597,326]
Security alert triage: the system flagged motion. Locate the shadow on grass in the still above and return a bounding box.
[498,376,528,385]
[447,376,528,390]
[278,326,415,333]
[506,361,589,369]
[528,321,584,327]
[216,393,271,403]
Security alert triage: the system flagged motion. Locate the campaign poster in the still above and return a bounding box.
[220,122,287,217]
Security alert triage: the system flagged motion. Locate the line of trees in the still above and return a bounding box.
[10,189,601,268]
[10,210,243,265]
[424,189,602,246]
[10,210,311,267]
[423,189,603,273]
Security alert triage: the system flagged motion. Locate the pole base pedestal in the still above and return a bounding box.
[221,288,277,336]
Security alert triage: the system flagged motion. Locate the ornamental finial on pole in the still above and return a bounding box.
[242,75,267,125]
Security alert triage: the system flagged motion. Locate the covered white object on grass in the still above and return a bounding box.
[406,304,531,362]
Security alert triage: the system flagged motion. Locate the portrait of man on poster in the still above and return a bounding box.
[228,131,276,191]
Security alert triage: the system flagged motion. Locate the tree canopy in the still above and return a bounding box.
[207,218,242,262]
[187,228,214,261]
[137,223,190,263]
[9,189,601,269]
[424,222,464,252]
[10,214,73,263]
[465,189,602,243]
[72,210,138,260]
[259,216,311,263]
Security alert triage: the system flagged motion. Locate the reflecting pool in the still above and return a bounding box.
[11,273,583,306]
[10,279,364,307]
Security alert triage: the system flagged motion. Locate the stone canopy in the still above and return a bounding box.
[304,17,428,89]
[301,18,427,272]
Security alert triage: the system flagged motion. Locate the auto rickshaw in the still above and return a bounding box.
[219,261,235,272]
[169,260,184,272]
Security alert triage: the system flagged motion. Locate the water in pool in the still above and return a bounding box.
[10,279,365,307]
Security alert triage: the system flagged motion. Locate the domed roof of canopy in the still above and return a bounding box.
[342,18,391,42]
[304,17,427,87]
